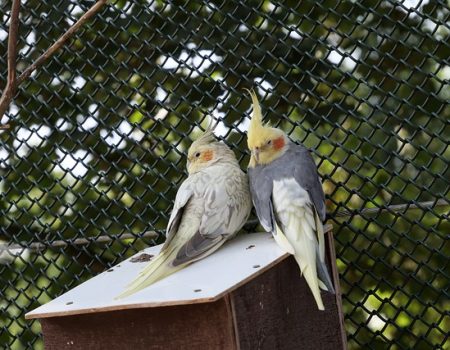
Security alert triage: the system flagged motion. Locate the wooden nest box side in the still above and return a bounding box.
[28,229,347,350]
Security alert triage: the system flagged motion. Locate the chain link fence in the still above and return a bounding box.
[0,0,448,348]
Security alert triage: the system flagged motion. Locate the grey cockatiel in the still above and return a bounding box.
[246,91,334,310]
[117,129,252,299]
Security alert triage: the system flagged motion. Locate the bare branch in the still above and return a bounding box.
[0,0,108,126]
[16,0,108,86]
[0,0,21,122]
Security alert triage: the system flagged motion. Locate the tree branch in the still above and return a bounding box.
[0,0,21,128]
[0,0,108,128]
[16,0,108,86]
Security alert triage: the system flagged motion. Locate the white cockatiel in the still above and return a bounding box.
[246,91,334,310]
[117,129,252,299]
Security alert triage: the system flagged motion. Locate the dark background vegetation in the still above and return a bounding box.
[0,0,448,348]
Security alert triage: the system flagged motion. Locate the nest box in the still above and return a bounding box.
[27,226,346,349]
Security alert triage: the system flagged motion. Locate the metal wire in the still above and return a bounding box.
[0,0,448,349]
[333,199,449,218]
[0,230,158,252]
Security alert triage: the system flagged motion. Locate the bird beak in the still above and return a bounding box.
[252,149,260,163]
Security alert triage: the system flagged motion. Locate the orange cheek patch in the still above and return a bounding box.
[202,150,214,162]
[273,136,285,150]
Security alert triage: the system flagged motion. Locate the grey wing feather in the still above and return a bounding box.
[315,249,335,294]
[248,166,276,234]
[290,145,326,221]
[172,232,225,266]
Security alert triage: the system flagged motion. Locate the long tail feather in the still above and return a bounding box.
[316,247,335,294]
[294,253,324,311]
[116,247,183,299]
[274,223,295,255]
[313,210,335,294]
[314,209,325,263]
[288,212,325,311]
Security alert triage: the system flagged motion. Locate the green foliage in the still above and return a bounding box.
[0,0,448,348]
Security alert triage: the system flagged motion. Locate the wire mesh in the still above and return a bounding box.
[0,0,448,348]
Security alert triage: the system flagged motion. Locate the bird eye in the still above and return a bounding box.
[195,152,201,158]
[267,140,272,145]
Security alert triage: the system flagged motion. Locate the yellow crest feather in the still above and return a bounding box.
[246,89,263,130]
[246,89,267,148]
[246,89,286,164]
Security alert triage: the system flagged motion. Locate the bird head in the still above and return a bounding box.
[246,90,288,167]
[187,127,236,174]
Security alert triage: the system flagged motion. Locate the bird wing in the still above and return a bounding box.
[171,168,247,266]
[248,166,276,233]
[249,166,296,254]
[289,145,328,264]
[161,180,194,251]
[289,145,326,222]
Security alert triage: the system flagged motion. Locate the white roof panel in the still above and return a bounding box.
[26,232,287,319]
